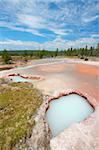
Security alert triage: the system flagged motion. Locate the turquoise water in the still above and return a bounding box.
[9,76,33,83]
[46,94,94,137]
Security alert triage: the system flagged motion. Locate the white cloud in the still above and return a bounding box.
[0,37,97,50]
[0,0,87,36]
[17,14,45,29]
[0,21,44,37]
[82,2,99,24]
[83,15,99,23]
[50,29,71,35]
[0,0,99,46]
[91,34,99,38]
[68,38,97,48]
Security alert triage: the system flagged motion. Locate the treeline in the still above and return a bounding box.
[0,44,99,64]
[64,45,99,57]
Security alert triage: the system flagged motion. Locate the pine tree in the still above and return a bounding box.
[2,49,12,64]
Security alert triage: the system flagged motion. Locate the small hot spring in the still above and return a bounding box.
[46,94,94,137]
[9,76,33,83]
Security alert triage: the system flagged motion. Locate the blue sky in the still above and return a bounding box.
[0,0,99,50]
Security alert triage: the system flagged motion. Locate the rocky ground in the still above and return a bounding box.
[0,58,99,150]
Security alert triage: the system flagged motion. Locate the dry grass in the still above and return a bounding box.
[0,81,43,150]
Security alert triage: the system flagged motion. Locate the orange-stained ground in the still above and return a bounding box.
[76,64,99,76]
[0,59,99,107]
[37,64,67,72]
[34,62,99,107]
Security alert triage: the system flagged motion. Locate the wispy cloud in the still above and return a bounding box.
[0,21,44,37]
[0,37,97,50]
[0,0,99,50]
[91,34,99,38]
[83,15,99,23]
[81,2,99,24]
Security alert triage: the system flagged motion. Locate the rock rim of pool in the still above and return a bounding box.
[46,90,95,111]
[45,90,95,137]
[1,73,45,81]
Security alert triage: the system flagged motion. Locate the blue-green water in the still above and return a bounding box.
[46,94,94,137]
[9,76,33,83]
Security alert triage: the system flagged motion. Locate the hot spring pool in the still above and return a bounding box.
[9,76,33,83]
[46,94,94,137]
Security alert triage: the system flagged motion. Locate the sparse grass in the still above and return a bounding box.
[0,81,43,150]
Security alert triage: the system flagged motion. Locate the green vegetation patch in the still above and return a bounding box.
[0,82,43,150]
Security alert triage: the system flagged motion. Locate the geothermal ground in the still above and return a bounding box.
[0,58,98,104]
[0,58,99,150]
